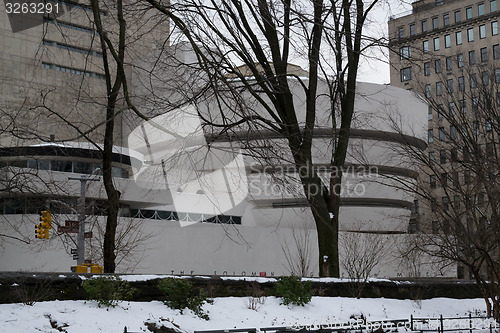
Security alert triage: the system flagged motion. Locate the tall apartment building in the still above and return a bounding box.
[388,0,500,278]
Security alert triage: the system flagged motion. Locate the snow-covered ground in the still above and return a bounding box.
[0,296,493,333]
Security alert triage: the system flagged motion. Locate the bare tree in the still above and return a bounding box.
[388,61,500,317]
[140,0,385,277]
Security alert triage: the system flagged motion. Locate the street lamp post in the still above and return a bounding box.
[68,175,100,266]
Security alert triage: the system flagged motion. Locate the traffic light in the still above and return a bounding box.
[35,210,51,239]
[40,210,52,229]
[35,223,46,239]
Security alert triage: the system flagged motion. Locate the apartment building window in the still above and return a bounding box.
[428,129,434,143]
[410,24,416,36]
[423,40,430,52]
[441,173,448,187]
[453,196,461,210]
[452,172,459,185]
[445,34,451,48]
[473,121,480,136]
[481,47,488,62]
[464,147,471,162]
[434,37,440,51]
[450,126,457,140]
[479,25,486,39]
[496,68,500,83]
[464,170,471,184]
[400,46,411,59]
[424,62,431,75]
[493,21,499,35]
[458,76,465,91]
[470,74,477,88]
[398,27,404,39]
[446,79,453,93]
[469,50,476,64]
[437,105,444,118]
[486,118,493,132]
[460,99,467,113]
[455,31,462,45]
[433,17,439,29]
[492,0,497,12]
[439,127,446,140]
[426,84,432,97]
[432,221,439,234]
[442,197,449,211]
[466,7,473,19]
[458,54,464,67]
[486,143,494,155]
[422,20,428,32]
[430,175,437,188]
[436,0,444,5]
[428,106,433,120]
[436,81,443,95]
[494,44,500,59]
[443,14,450,26]
[435,59,442,73]
[472,97,479,111]
[429,151,436,164]
[478,3,485,16]
[467,28,474,42]
[446,57,453,70]
[449,102,456,114]
[482,71,489,85]
[400,67,412,81]
[455,10,461,22]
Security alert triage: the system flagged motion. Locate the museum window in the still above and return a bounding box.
[408,221,419,234]
[424,62,431,76]
[443,13,450,26]
[479,24,486,39]
[481,47,488,62]
[466,7,473,19]
[467,28,474,42]
[400,67,412,81]
[478,3,485,16]
[411,200,419,214]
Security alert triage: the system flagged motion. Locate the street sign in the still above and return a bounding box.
[71,249,77,254]
[84,232,93,239]
[73,255,78,260]
[65,220,79,227]
[58,226,79,233]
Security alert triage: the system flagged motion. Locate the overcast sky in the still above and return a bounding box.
[359,0,413,84]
